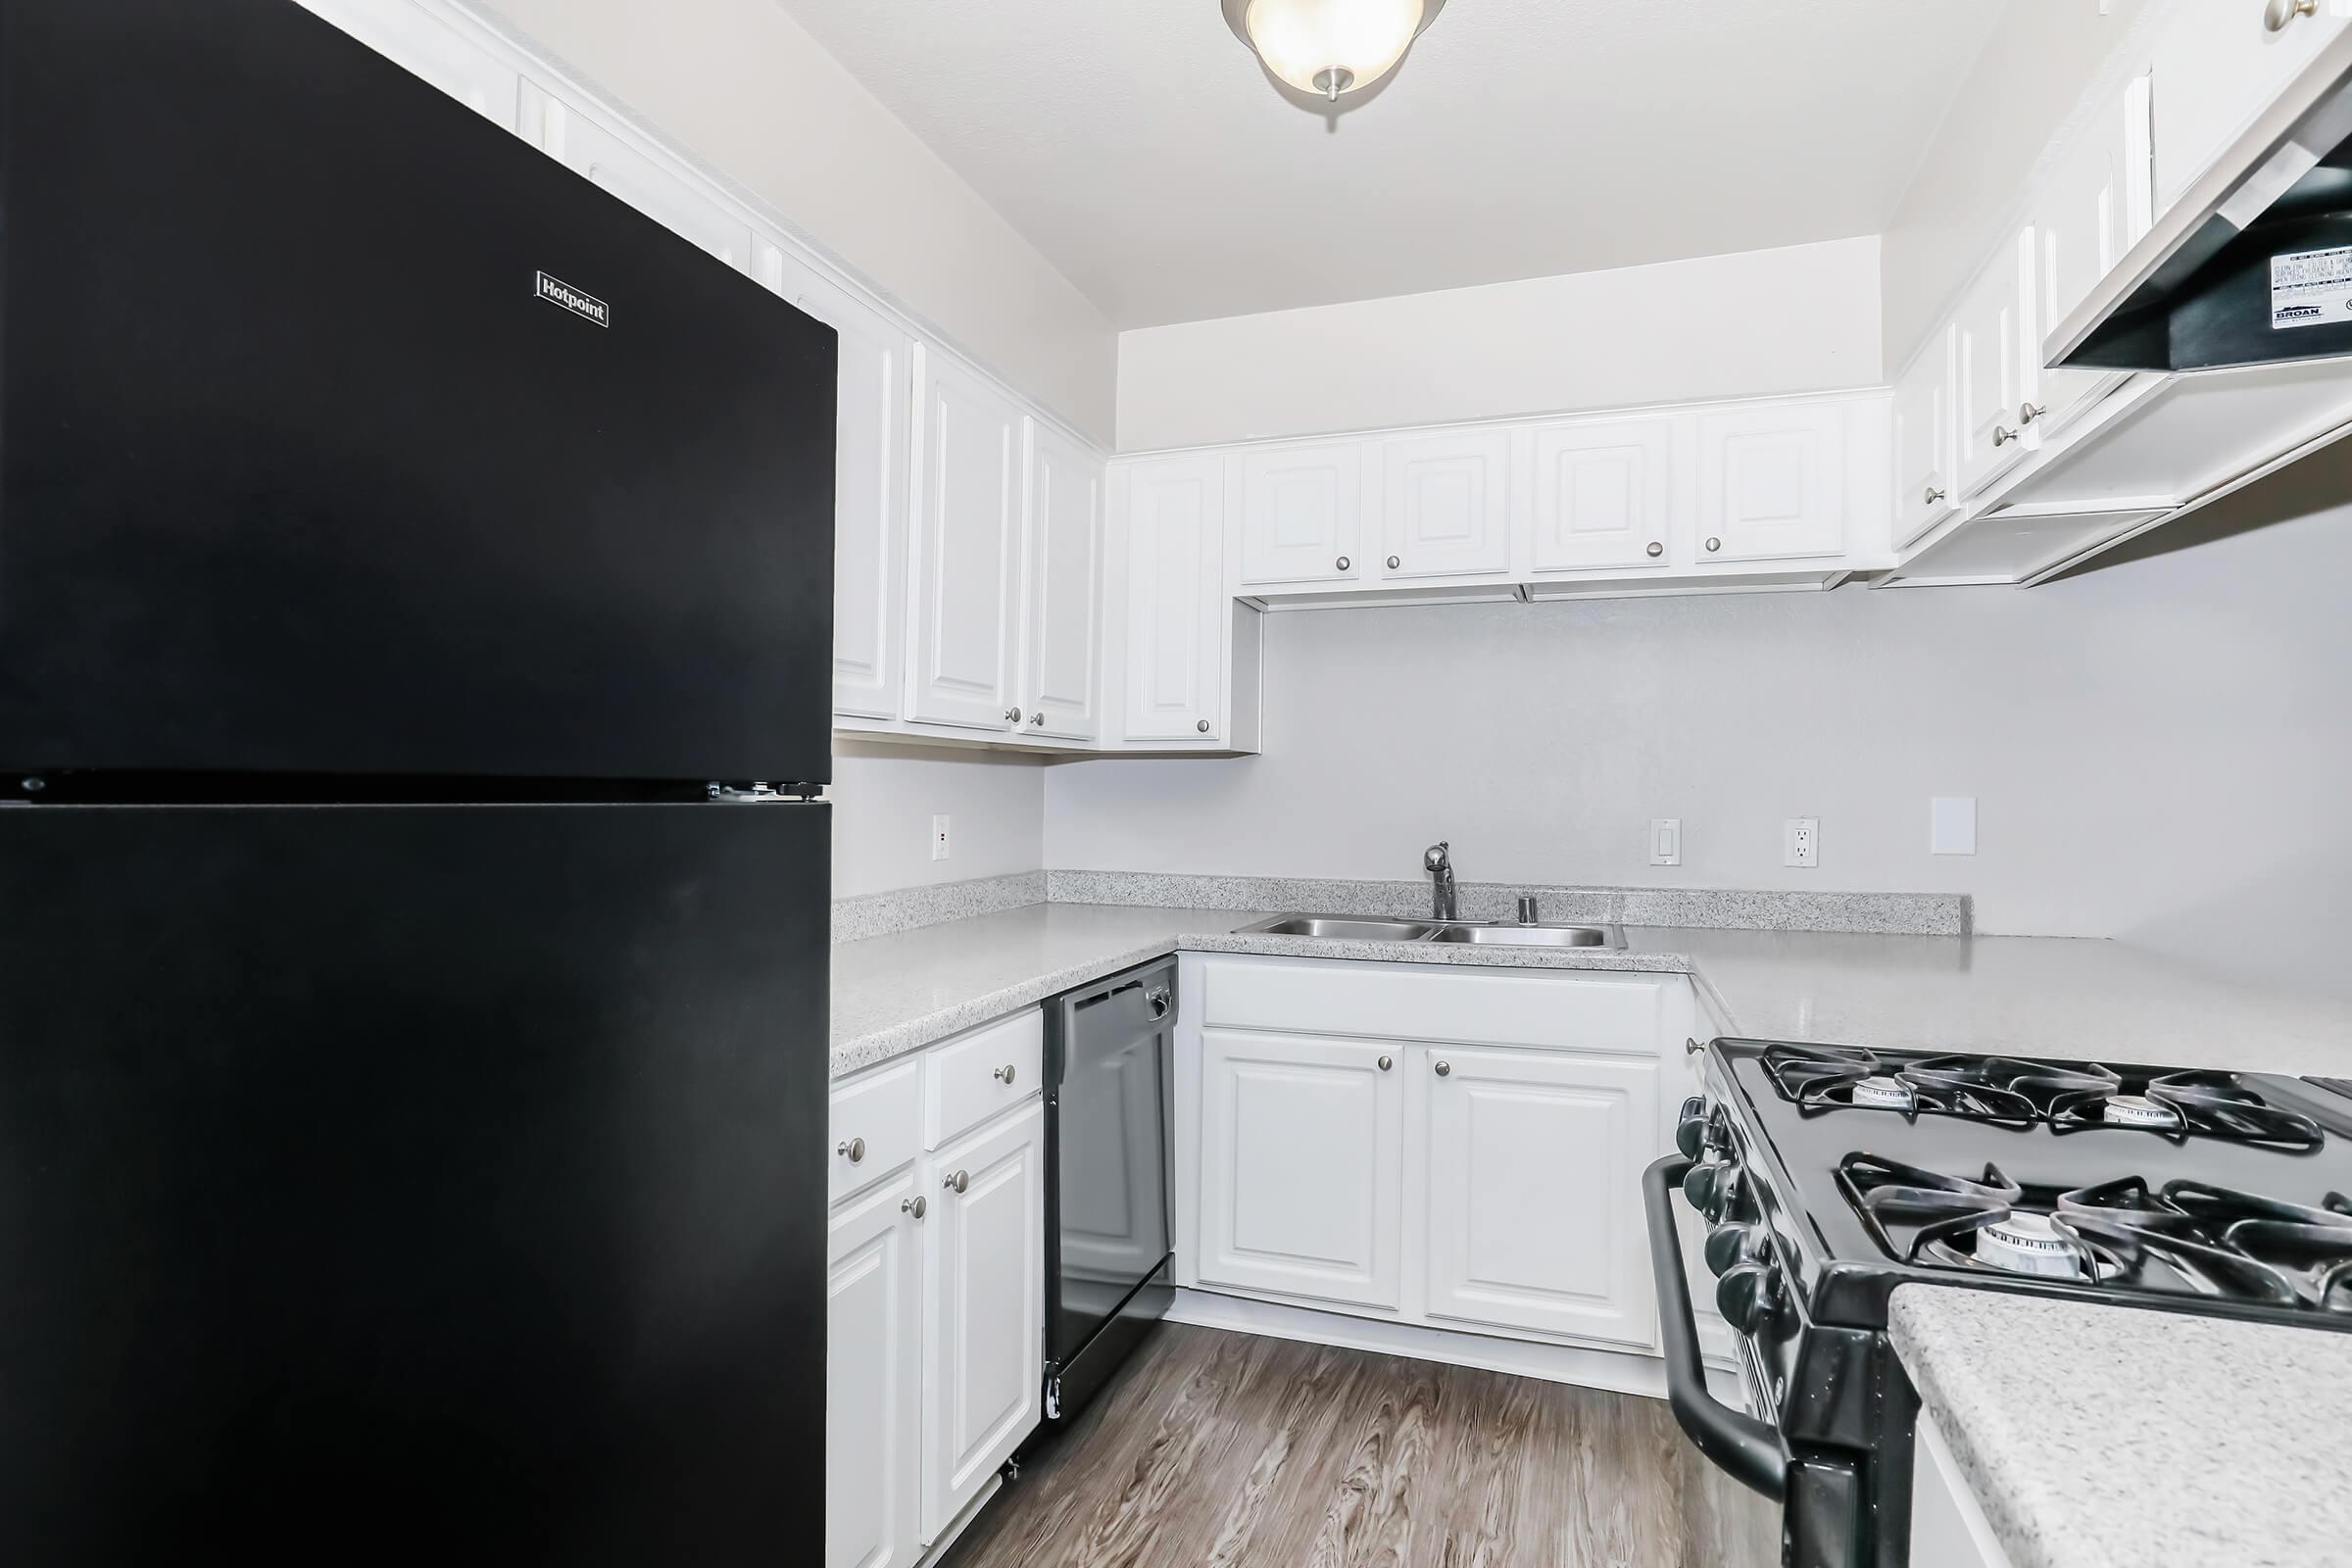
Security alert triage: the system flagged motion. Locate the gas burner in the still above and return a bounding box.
[1761,1046,2036,1126]
[1838,1154,2110,1282]
[1850,1075,1916,1110]
[2099,1095,2180,1129]
[1972,1212,2083,1279]
[2048,1070,2326,1151]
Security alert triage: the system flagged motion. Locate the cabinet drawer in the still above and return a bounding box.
[829,1059,922,1206]
[924,1007,1045,1149]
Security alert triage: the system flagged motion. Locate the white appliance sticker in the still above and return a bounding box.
[2270,246,2352,330]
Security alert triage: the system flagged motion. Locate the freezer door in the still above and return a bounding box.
[0,801,829,1564]
[0,0,834,784]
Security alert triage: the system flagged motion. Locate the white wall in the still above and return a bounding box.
[1045,442,2352,993]
[1879,0,2154,374]
[829,744,1044,900]
[479,0,1117,443]
[1114,237,1883,453]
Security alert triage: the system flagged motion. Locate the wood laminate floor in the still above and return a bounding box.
[941,1325,1781,1568]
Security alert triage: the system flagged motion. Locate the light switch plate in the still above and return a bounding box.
[1931,797,1978,856]
[1650,818,1682,866]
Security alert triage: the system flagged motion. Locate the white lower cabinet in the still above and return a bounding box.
[920,1101,1045,1539]
[826,1014,1045,1567]
[1419,1046,1661,1348]
[827,1175,924,1568]
[1196,1030,1404,1309]
[1177,957,1691,1361]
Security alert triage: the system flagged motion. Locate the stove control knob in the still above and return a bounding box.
[1681,1159,1739,1222]
[1716,1260,1781,1336]
[1675,1099,1710,1160]
[1704,1222,1760,1277]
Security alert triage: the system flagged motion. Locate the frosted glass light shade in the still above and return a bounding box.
[1241,0,1428,98]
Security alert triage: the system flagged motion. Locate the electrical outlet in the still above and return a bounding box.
[1784,817,1819,868]
[930,814,951,861]
[1650,818,1682,867]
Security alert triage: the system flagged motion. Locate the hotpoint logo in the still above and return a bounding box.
[535,271,610,327]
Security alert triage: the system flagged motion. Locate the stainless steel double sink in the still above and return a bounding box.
[1240,914,1624,949]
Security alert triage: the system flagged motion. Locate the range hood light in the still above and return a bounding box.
[1223,0,1447,102]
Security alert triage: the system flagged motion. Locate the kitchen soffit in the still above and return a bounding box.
[773,0,2009,328]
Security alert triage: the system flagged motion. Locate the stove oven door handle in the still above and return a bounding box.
[1643,1153,1788,1500]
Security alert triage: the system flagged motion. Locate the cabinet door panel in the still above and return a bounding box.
[2034,78,2151,438]
[1197,1030,1402,1309]
[907,350,1023,731]
[769,269,912,722]
[1421,1049,1660,1348]
[297,0,520,124]
[527,86,754,270]
[1953,232,2035,500]
[2150,0,2351,216]
[922,1102,1044,1541]
[1527,416,1675,572]
[1120,456,1226,744]
[1892,327,1958,550]
[1238,443,1363,586]
[1022,423,1103,740]
[828,1177,922,1568]
[1379,429,1509,579]
[1694,404,1846,562]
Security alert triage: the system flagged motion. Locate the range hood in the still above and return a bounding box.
[2055,32,2352,372]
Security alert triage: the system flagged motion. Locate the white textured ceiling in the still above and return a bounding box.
[774,0,2007,328]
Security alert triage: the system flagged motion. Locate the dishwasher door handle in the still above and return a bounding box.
[1643,1153,1788,1500]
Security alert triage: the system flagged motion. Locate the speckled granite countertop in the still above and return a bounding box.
[1890,1286,2352,1568]
[830,903,2352,1080]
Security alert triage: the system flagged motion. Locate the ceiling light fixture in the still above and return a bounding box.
[1221,0,1450,102]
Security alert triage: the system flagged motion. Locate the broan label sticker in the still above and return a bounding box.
[535,270,610,327]
[2269,246,2352,330]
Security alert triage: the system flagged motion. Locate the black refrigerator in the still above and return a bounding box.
[0,1,838,1562]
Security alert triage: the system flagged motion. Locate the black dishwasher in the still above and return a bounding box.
[1040,958,1176,1426]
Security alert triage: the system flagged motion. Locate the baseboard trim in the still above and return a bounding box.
[1166,1288,1746,1406]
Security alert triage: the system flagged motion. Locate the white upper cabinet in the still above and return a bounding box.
[523,84,754,270]
[1953,229,2037,500]
[2149,0,2352,217]
[1237,442,1365,587]
[1524,416,1676,574]
[1020,421,1104,742]
[2033,76,2154,438]
[1375,428,1511,580]
[1196,1030,1404,1311]
[298,0,519,124]
[767,263,914,723]
[907,349,1024,733]
[1419,1047,1660,1349]
[1116,455,1230,745]
[1892,325,1959,550]
[1693,402,1848,563]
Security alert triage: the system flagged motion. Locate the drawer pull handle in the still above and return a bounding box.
[1704,537,1721,553]
[1992,424,2019,448]
[1386,555,1401,569]
[994,1063,1016,1085]
[944,1169,969,1195]
[1645,541,1663,558]
[902,1196,926,1220]
[836,1137,866,1163]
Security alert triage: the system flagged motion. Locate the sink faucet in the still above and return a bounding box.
[1423,842,1459,921]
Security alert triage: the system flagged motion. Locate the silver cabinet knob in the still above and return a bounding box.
[836,1137,865,1164]
[1377,1054,1393,1072]
[2018,401,2047,425]
[1196,718,1211,734]
[993,1063,1016,1084]
[1645,541,1664,558]
[1029,711,1046,727]
[1434,1059,1451,1077]
[902,1195,927,1220]
[1335,556,1350,571]
[1386,555,1401,569]
[2268,0,2318,28]
[1004,706,1023,724]
[1992,425,2019,448]
[1924,485,1946,506]
[943,1169,969,1195]
[1704,537,1721,553]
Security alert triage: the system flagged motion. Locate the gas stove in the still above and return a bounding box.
[1644,1039,2352,1568]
